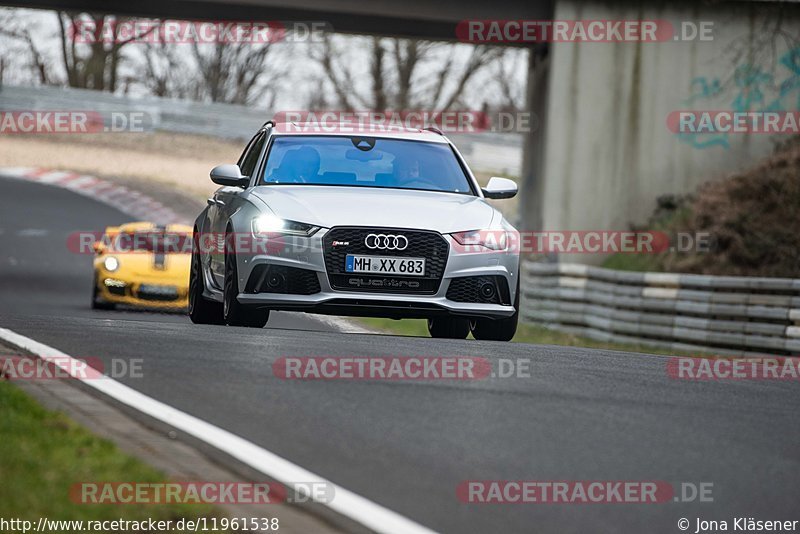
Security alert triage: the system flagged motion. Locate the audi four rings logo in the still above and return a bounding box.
[365,233,409,250]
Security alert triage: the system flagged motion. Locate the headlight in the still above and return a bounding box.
[451,230,508,251]
[252,214,319,237]
[103,256,120,272]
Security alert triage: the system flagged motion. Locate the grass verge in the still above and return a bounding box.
[0,381,228,530]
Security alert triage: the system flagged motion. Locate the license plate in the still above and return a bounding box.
[345,255,425,276]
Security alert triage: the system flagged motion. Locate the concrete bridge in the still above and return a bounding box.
[13,0,800,255]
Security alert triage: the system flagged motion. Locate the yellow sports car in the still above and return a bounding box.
[92,222,192,310]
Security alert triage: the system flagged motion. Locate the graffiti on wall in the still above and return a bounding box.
[679,46,800,149]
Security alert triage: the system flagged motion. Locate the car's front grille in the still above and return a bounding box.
[446,276,511,305]
[323,227,449,294]
[245,264,321,295]
[136,285,179,301]
[107,284,126,297]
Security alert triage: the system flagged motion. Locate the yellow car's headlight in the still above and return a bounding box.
[103,256,119,272]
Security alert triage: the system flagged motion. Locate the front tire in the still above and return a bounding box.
[427,317,470,339]
[189,234,225,325]
[223,236,269,328]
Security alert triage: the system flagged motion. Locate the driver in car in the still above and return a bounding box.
[394,156,421,186]
[268,146,321,183]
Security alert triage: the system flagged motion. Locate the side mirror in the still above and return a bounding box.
[210,164,250,187]
[92,241,105,254]
[482,177,518,199]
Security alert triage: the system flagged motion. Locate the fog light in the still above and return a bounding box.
[480,283,496,300]
[267,272,286,289]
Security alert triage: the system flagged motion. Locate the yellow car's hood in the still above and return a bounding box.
[106,252,190,283]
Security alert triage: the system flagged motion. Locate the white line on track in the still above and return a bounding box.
[0,326,438,534]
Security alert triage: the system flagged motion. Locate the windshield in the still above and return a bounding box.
[261,136,474,194]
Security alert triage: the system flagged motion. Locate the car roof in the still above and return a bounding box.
[268,121,451,143]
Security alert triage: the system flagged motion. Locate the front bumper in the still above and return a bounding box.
[95,274,188,309]
[234,228,519,319]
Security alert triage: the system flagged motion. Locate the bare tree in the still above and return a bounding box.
[492,48,527,113]
[0,10,56,85]
[310,34,366,110]
[190,41,284,106]
[309,34,506,111]
[139,42,200,99]
[709,5,800,96]
[56,12,149,91]
[305,74,331,110]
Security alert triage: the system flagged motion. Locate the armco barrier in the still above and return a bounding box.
[522,262,800,356]
[0,85,522,175]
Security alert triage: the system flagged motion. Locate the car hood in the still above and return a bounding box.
[247,186,497,233]
[102,252,190,282]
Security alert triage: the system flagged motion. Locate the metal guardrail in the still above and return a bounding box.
[522,262,800,355]
[0,84,522,174]
[0,84,266,140]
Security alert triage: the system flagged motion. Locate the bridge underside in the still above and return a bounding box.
[9,0,553,40]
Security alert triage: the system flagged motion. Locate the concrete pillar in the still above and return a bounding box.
[519,44,550,232]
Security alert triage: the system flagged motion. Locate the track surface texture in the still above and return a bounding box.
[1,175,798,533]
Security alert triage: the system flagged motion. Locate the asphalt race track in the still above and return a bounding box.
[1,174,798,534]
